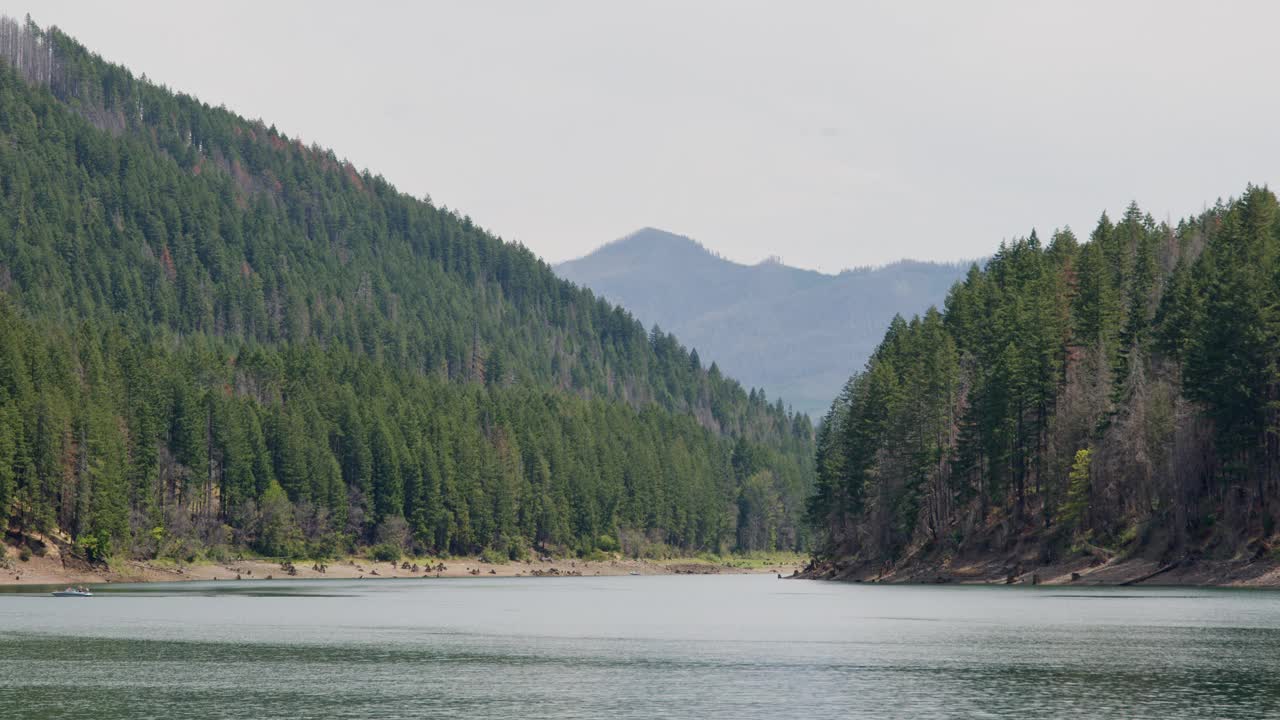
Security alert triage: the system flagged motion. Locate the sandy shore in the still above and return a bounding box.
[0,541,804,586]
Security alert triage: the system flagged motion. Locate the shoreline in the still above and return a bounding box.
[21,536,1280,589]
[800,554,1280,588]
[0,542,805,586]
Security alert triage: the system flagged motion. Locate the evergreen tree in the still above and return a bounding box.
[0,18,816,561]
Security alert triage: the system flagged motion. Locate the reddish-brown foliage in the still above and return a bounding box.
[344,162,365,192]
[159,245,176,281]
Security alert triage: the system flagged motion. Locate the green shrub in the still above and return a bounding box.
[507,544,531,562]
[596,534,620,553]
[18,548,30,562]
[75,532,111,563]
[306,533,346,561]
[1117,524,1139,546]
[369,543,401,563]
[204,544,231,563]
[636,541,678,560]
[480,547,508,565]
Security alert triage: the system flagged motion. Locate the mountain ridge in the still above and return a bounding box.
[556,228,973,416]
[0,16,814,562]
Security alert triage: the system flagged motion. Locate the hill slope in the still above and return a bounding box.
[807,188,1280,583]
[0,17,813,562]
[556,228,970,416]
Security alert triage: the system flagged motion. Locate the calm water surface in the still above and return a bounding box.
[2,575,1279,719]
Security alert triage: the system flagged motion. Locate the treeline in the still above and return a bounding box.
[809,187,1280,571]
[0,17,813,560]
[0,304,811,559]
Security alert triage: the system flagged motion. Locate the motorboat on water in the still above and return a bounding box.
[51,586,93,597]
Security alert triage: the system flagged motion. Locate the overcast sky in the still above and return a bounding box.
[5,1,1278,271]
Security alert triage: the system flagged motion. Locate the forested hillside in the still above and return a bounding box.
[808,187,1280,578]
[0,17,813,562]
[556,228,968,416]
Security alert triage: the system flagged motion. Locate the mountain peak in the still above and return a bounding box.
[556,228,724,280]
[610,227,712,256]
[556,229,972,416]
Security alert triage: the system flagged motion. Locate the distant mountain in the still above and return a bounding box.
[556,228,972,416]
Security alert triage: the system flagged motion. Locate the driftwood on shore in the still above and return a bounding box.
[1119,561,1182,586]
[1080,542,1116,564]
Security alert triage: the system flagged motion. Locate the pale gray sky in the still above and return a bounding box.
[6,1,1278,271]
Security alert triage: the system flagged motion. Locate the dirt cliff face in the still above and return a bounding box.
[803,544,1280,588]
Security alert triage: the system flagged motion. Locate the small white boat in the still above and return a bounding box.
[51,588,93,597]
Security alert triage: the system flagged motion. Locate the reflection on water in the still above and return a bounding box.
[2,575,1279,719]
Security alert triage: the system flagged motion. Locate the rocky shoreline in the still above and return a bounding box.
[799,553,1280,588]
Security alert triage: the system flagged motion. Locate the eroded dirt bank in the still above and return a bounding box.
[800,553,1280,587]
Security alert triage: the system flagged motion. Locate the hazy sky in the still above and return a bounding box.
[6,1,1279,271]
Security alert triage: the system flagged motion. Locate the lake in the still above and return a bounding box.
[2,575,1280,719]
